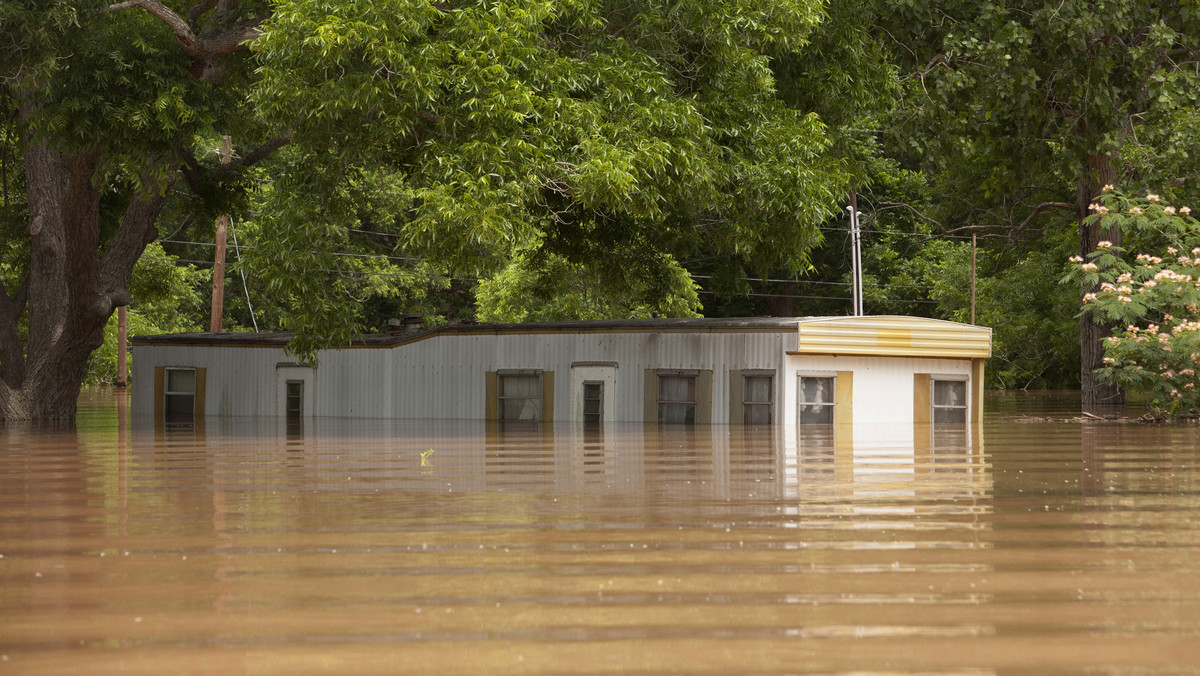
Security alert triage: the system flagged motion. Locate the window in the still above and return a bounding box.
[499,372,543,421]
[742,373,774,425]
[932,378,967,423]
[658,373,697,424]
[644,369,711,424]
[798,376,835,425]
[164,368,196,423]
[285,380,304,418]
[154,366,205,427]
[582,381,603,424]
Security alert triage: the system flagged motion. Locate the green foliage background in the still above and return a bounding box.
[6,0,1198,398]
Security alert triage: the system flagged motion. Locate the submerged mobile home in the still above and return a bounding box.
[131,315,991,434]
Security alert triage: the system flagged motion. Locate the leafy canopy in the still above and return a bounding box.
[248,0,849,355]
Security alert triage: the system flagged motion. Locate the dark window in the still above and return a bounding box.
[658,374,697,424]
[164,368,196,423]
[743,373,773,425]
[499,373,542,421]
[286,380,304,418]
[798,376,834,425]
[582,381,603,424]
[932,379,967,423]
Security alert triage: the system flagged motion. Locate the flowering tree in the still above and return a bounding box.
[1065,190,1200,416]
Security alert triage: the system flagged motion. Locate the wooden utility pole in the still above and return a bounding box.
[209,135,231,333]
[116,305,127,387]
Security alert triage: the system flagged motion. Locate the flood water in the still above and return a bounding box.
[2,390,1200,674]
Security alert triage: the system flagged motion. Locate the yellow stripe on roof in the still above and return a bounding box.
[794,316,992,359]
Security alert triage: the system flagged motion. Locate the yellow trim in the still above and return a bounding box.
[972,359,985,424]
[697,369,713,425]
[913,374,931,425]
[728,370,744,425]
[877,328,912,349]
[194,367,206,425]
[541,371,555,422]
[643,369,657,423]
[485,371,498,421]
[835,371,853,451]
[913,373,931,452]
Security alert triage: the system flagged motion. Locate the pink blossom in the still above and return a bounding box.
[1147,193,1160,202]
[1097,240,1113,248]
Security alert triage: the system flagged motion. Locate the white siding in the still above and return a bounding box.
[783,354,973,426]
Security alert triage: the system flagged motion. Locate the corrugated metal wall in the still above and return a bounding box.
[133,330,793,422]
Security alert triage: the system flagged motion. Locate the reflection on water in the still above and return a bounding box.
[2,390,1200,673]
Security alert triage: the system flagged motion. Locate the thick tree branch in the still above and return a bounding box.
[1016,201,1078,231]
[102,0,265,80]
[236,132,295,168]
[186,0,220,25]
[102,1,200,56]
[875,201,944,229]
[99,156,177,312]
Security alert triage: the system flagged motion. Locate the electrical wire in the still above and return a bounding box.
[228,217,259,332]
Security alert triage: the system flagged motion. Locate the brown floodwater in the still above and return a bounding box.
[2,389,1200,674]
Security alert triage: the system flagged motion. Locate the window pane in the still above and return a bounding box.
[799,404,833,425]
[659,402,695,424]
[286,381,303,417]
[499,374,541,421]
[934,380,965,407]
[659,375,695,403]
[799,377,832,406]
[500,375,540,398]
[744,403,772,425]
[744,375,772,404]
[166,369,195,393]
[165,394,194,422]
[583,382,602,421]
[500,398,541,421]
[934,406,967,423]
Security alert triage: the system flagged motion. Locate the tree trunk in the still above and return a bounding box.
[1077,153,1124,410]
[0,121,171,422]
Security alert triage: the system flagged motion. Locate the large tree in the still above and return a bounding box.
[2,0,852,421]
[246,0,849,356]
[1,0,275,421]
[873,0,1200,407]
